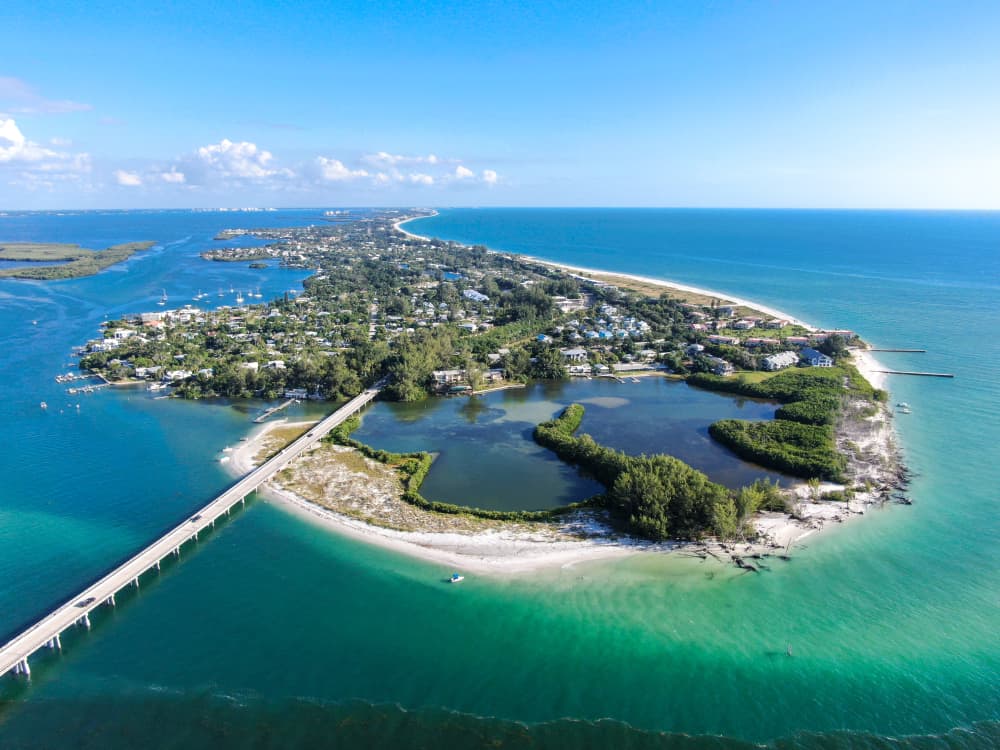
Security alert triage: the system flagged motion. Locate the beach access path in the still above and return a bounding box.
[0,384,382,680]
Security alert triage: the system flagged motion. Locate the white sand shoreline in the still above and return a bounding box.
[393,211,436,241]
[217,222,901,575]
[223,416,887,576]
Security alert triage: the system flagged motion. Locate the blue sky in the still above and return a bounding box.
[1,0,998,209]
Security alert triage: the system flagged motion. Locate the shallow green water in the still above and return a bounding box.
[1,209,998,749]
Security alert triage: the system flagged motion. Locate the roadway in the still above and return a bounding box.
[0,385,380,678]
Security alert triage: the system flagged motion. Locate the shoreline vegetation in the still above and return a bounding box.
[76,209,905,573]
[0,241,155,279]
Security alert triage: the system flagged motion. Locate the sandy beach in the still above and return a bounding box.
[219,232,900,575]
[393,211,436,241]
[224,412,886,576]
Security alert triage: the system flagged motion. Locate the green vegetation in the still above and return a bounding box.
[689,365,885,481]
[533,405,738,541]
[0,241,155,280]
[0,242,91,261]
[709,419,845,481]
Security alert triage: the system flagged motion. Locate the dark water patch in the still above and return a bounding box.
[0,693,996,750]
[353,379,787,511]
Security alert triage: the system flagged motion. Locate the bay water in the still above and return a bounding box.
[0,208,997,748]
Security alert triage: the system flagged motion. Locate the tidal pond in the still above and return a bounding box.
[352,377,787,511]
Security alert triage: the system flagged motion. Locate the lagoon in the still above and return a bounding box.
[354,378,786,511]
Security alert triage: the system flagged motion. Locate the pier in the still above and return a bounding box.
[868,348,927,353]
[253,397,298,423]
[873,370,954,378]
[0,384,381,681]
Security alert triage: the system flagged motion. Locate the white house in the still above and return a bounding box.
[762,350,800,371]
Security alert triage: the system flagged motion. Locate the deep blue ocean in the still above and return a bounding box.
[0,208,997,749]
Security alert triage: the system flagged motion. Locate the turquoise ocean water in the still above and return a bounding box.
[0,208,997,748]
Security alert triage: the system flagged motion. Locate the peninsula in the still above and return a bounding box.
[0,241,155,279]
[75,210,905,570]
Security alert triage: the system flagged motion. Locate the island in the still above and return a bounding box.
[72,210,905,571]
[0,241,155,280]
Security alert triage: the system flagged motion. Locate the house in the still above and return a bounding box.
[560,347,588,362]
[432,369,466,385]
[706,356,734,376]
[762,350,800,371]
[462,289,490,303]
[732,319,756,330]
[707,335,740,346]
[764,319,790,329]
[800,347,834,367]
[284,388,308,399]
[537,334,552,343]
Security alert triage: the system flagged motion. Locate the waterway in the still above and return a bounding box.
[0,208,997,749]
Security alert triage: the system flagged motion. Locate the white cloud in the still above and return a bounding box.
[408,172,434,186]
[316,156,368,182]
[362,151,444,167]
[49,136,72,147]
[114,169,142,187]
[454,165,475,179]
[0,118,90,189]
[196,138,293,180]
[0,118,60,162]
[0,77,91,115]
[482,169,498,185]
[160,167,186,184]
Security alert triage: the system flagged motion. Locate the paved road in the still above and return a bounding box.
[0,386,380,678]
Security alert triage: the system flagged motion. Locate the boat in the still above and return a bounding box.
[39,401,47,409]
[896,402,910,409]
[898,406,911,414]
[449,573,465,584]
[157,289,167,306]
[236,291,245,305]
[219,456,231,464]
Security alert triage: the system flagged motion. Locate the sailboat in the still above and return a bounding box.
[236,290,245,305]
[157,289,167,306]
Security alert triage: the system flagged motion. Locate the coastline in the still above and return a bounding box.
[393,211,436,241]
[224,412,888,576]
[526,257,818,329]
[208,218,903,576]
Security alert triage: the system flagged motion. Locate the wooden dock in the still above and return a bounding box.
[253,398,298,423]
[0,385,381,681]
[868,348,927,353]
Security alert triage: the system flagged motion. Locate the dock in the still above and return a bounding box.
[868,348,927,353]
[873,370,954,378]
[253,398,298,423]
[0,384,381,681]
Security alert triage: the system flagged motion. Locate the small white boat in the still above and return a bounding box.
[898,406,912,414]
[219,456,231,463]
[39,401,47,409]
[896,402,910,409]
[449,573,464,584]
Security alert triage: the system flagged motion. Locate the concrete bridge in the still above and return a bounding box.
[0,385,380,680]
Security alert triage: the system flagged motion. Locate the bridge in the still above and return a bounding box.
[0,385,381,679]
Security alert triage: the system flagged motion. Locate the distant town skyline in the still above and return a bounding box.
[1,0,998,209]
